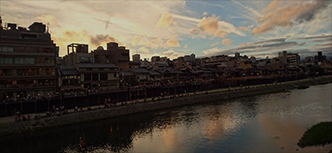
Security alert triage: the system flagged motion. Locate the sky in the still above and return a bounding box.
[1,0,331,60]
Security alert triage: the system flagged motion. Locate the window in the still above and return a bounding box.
[92,73,99,81]
[0,47,14,52]
[5,58,13,64]
[100,73,107,80]
[14,58,24,64]
[79,57,92,63]
[25,58,35,64]
[84,74,91,81]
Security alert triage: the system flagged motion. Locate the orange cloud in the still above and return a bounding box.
[138,47,150,54]
[155,50,185,60]
[262,0,283,13]
[157,13,174,28]
[213,29,228,38]
[90,34,119,47]
[203,12,208,16]
[130,36,164,49]
[222,38,232,46]
[253,0,330,35]
[183,44,188,48]
[238,25,251,31]
[198,14,219,34]
[36,15,60,28]
[164,39,180,48]
[211,42,219,47]
[190,14,230,39]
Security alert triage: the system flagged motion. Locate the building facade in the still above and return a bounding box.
[94,42,130,71]
[0,21,57,101]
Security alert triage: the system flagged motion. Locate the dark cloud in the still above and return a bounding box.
[202,40,298,58]
[90,34,119,46]
[314,43,332,47]
[295,1,330,23]
[252,38,286,45]
[105,21,110,30]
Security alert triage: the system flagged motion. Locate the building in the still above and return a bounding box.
[132,54,140,62]
[235,52,240,58]
[76,63,119,91]
[151,56,160,62]
[314,52,326,63]
[0,20,57,101]
[94,42,130,71]
[278,51,287,64]
[63,43,94,66]
[287,53,300,65]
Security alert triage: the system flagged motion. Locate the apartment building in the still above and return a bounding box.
[0,21,57,101]
[94,42,130,71]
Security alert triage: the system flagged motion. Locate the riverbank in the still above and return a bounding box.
[0,76,331,136]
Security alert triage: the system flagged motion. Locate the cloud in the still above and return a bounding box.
[36,15,60,28]
[211,42,219,47]
[130,35,164,49]
[150,38,165,49]
[105,21,110,30]
[203,12,208,16]
[138,47,150,54]
[298,42,306,46]
[183,44,188,48]
[130,36,180,49]
[189,15,223,37]
[222,39,232,46]
[189,14,245,39]
[189,28,201,35]
[201,35,207,39]
[197,14,219,34]
[157,13,174,28]
[238,25,251,31]
[173,13,245,36]
[154,50,185,60]
[262,0,282,13]
[201,38,299,57]
[56,29,89,43]
[253,0,331,35]
[213,29,228,38]
[90,34,119,47]
[295,34,332,41]
[164,39,181,48]
[203,47,221,55]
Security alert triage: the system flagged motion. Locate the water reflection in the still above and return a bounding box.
[0,84,331,153]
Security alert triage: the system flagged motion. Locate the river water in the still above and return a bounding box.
[1,83,331,153]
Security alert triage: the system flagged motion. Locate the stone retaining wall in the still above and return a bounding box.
[1,77,331,136]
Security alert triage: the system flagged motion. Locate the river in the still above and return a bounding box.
[1,83,331,153]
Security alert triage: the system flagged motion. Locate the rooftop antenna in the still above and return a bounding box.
[0,0,2,30]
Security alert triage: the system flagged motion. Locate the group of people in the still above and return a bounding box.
[46,105,67,116]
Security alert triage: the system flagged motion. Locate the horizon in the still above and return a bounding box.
[1,0,331,60]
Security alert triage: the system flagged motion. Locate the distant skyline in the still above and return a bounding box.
[1,0,331,60]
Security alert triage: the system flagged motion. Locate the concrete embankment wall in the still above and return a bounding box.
[0,77,331,136]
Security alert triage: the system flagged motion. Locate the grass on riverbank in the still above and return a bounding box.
[297,122,332,148]
[297,85,309,89]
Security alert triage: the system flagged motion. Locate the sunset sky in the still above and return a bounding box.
[1,0,331,60]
